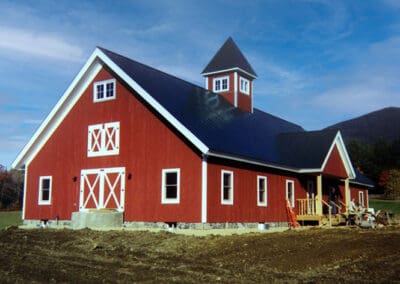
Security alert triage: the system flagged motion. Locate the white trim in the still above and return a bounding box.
[161,168,180,204]
[239,76,250,95]
[286,179,295,208]
[234,72,238,107]
[93,78,116,102]
[22,167,27,219]
[213,75,229,93]
[221,170,234,205]
[38,176,52,205]
[79,167,125,212]
[202,67,257,79]
[12,52,104,169]
[250,80,254,113]
[257,175,267,207]
[201,156,207,223]
[321,131,356,179]
[87,121,120,157]
[12,48,209,169]
[359,191,365,207]
[205,77,209,90]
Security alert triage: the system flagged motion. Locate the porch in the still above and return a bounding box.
[296,197,347,226]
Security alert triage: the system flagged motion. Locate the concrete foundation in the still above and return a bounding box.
[71,210,123,229]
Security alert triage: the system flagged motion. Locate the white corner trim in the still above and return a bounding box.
[201,156,207,223]
[321,131,356,179]
[22,166,28,220]
[234,72,238,107]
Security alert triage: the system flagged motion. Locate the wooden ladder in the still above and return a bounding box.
[286,199,300,228]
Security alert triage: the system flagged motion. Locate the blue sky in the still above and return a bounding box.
[1,0,400,168]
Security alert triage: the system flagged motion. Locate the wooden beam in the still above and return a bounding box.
[344,178,350,214]
[316,175,323,215]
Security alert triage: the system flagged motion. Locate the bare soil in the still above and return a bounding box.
[0,226,399,283]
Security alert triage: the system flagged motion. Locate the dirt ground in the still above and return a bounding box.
[0,226,399,283]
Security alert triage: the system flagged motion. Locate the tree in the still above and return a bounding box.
[0,165,24,209]
[384,169,400,199]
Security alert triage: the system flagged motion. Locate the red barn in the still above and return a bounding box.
[12,37,373,228]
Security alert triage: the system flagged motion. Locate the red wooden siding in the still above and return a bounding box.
[25,67,203,222]
[323,145,348,178]
[206,161,303,223]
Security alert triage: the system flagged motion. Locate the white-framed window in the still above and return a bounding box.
[38,176,52,205]
[240,77,250,95]
[257,176,267,206]
[161,169,180,204]
[286,180,295,208]
[88,121,120,157]
[213,76,229,92]
[359,191,365,207]
[221,170,234,205]
[93,79,116,102]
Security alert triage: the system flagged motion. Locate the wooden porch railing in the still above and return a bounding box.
[297,198,317,216]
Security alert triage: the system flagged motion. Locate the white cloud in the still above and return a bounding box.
[0,26,84,62]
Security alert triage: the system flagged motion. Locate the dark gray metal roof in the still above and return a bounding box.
[98,47,364,178]
[201,37,257,77]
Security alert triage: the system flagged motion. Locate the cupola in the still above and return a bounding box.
[201,37,257,112]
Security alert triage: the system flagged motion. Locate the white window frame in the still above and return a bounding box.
[88,121,120,157]
[359,191,365,207]
[240,77,250,95]
[38,176,52,205]
[257,176,268,207]
[93,79,116,102]
[221,170,234,205]
[286,180,295,208]
[213,76,229,92]
[161,169,180,204]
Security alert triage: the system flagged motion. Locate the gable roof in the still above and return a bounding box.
[13,47,355,179]
[201,37,257,78]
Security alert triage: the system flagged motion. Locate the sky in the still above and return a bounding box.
[1,0,400,168]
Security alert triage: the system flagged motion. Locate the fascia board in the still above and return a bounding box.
[12,50,104,169]
[96,49,210,154]
[201,67,257,79]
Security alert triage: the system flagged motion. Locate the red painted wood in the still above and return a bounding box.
[323,145,348,178]
[206,162,303,223]
[25,67,202,222]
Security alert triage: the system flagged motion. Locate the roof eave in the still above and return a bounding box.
[201,67,257,79]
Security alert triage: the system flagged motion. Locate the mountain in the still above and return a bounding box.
[325,107,400,144]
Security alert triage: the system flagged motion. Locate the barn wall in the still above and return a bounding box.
[206,160,305,223]
[25,67,203,222]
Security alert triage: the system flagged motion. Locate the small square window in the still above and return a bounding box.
[221,170,233,205]
[162,169,180,204]
[38,176,52,205]
[94,79,116,102]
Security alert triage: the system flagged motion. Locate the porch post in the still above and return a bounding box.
[344,178,350,214]
[316,174,323,215]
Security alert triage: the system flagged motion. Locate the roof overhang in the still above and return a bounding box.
[12,48,209,169]
[201,67,257,79]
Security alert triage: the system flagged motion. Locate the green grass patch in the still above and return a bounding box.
[0,211,22,229]
[369,199,400,215]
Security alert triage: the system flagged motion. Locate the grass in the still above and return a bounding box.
[0,211,22,230]
[369,199,400,215]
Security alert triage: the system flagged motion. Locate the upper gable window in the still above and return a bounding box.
[213,76,229,92]
[240,77,250,95]
[88,121,120,157]
[93,79,116,102]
